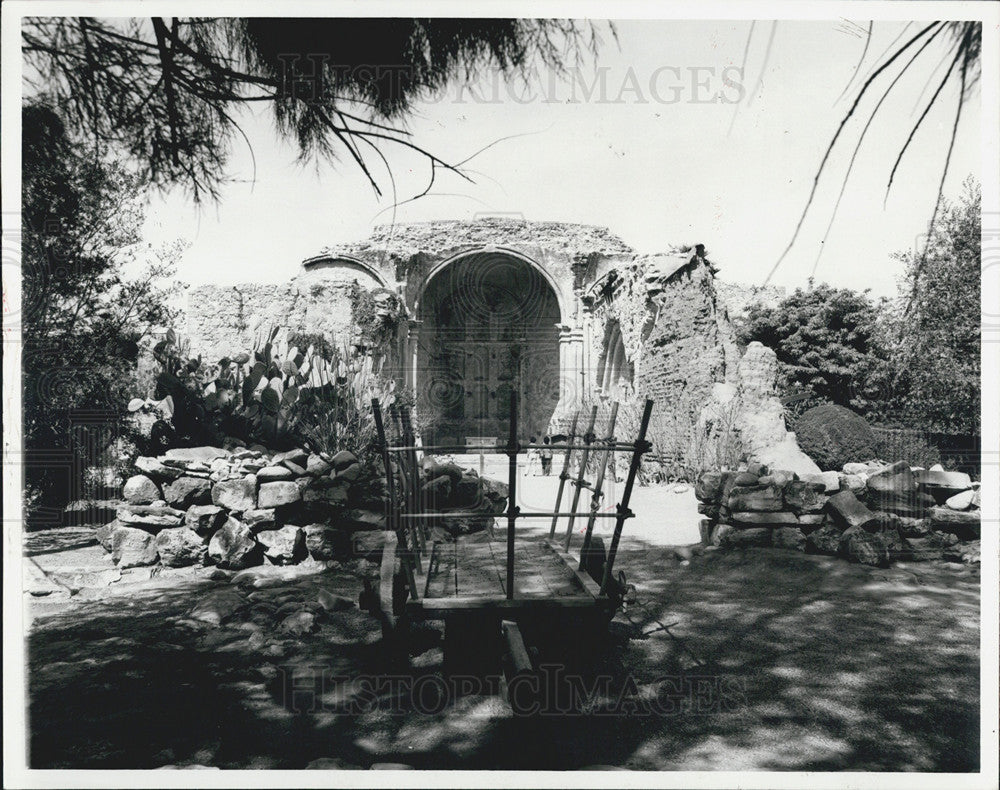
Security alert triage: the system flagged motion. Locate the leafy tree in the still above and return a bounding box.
[22,17,602,202]
[22,102,182,517]
[738,282,878,411]
[856,177,980,434]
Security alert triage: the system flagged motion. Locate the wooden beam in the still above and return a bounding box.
[543,539,603,599]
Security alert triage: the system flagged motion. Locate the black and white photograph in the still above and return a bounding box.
[3,1,998,786]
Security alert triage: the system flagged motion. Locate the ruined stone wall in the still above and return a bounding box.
[185,266,387,360]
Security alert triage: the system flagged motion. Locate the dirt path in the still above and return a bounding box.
[24,475,980,770]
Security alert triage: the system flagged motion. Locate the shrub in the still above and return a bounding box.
[794,404,878,472]
[871,427,942,470]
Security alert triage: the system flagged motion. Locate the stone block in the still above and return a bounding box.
[163,476,212,508]
[784,480,828,513]
[695,471,724,503]
[726,484,783,512]
[732,511,799,526]
[155,527,207,567]
[257,526,306,565]
[186,504,226,535]
[135,456,184,481]
[805,524,843,555]
[256,465,294,482]
[720,527,772,548]
[945,489,975,511]
[331,450,359,472]
[111,525,159,568]
[928,506,980,539]
[839,527,889,567]
[212,475,258,512]
[867,461,914,496]
[306,454,332,476]
[116,505,184,531]
[207,517,262,569]
[165,446,230,463]
[303,524,350,561]
[123,475,161,505]
[733,472,760,486]
[914,469,972,500]
[258,481,302,508]
[826,490,878,530]
[772,527,807,551]
[804,471,840,493]
[243,508,277,532]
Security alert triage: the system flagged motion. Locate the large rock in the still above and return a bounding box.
[719,527,772,548]
[784,480,828,513]
[772,527,807,551]
[258,481,302,508]
[306,454,332,476]
[839,527,889,567]
[826,490,878,530]
[331,450,359,472]
[805,524,843,555]
[273,448,309,468]
[163,476,212,508]
[243,508,277,532]
[928,506,980,539]
[257,526,306,565]
[914,469,972,502]
[111,525,159,568]
[943,540,980,565]
[421,475,452,509]
[726,484,783,512]
[165,446,230,463]
[95,520,120,552]
[732,511,799,526]
[945,489,975,511]
[207,517,262,569]
[155,527,207,567]
[135,456,184,481]
[185,504,226,535]
[256,465,294,482]
[303,524,349,560]
[867,461,914,497]
[123,474,161,505]
[803,471,840,494]
[116,505,184,531]
[212,475,258,512]
[695,471,726,503]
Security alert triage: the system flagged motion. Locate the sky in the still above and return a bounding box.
[141,18,981,299]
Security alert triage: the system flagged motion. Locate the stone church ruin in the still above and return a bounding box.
[186,218,814,475]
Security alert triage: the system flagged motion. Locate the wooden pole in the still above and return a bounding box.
[548,410,580,539]
[398,405,426,559]
[506,391,519,600]
[563,406,599,551]
[372,399,418,600]
[579,400,619,567]
[600,399,653,596]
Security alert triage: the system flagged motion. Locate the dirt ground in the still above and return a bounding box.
[22,468,981,771]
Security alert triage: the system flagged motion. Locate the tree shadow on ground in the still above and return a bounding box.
[26,540,980,771]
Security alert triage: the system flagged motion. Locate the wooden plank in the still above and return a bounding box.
[502,620,533,674]
[543,539,603,599]
[379,531,398,627]
[408,595,609,616]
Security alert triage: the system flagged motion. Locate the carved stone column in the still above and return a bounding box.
[557,323,585,415]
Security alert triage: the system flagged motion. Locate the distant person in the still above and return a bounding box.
[540,435,553,476]
[526,435,541,476]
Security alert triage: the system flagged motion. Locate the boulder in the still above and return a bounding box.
[306,454,332,476]
[759,470,795,488]
[842,462,870,475]
[720,527,772,548]
[283,460,308,476]
[123,475,161,505]
[303,485,349,507]
[901,537,945,561]
[111,525,159,568]
[784,480,828,513]
[256,465,294,482]
[163,476,212,508]
[745,461,768,477]
[331,449,359,472]
[697,501,721,520]
[155,527,207,567]
[867,461,914,496]
[185,504,226,535]
[805,524,843,555]
[803,471,841,494]
[944,489,975,511]
[731,511,799,526]
[258,480,301,509]
[726,484,783,512]
[257,526,306,565]
[695,471,725,503]
[273,448,308,468]
[207,517,262,569]
[164,446,229,463]
[303,524,349,561]
[212,475,258,512]
[278,610,317,636]
[797,514,825,528]
[772,527,807,551]
[116,505,184,531]
[839,527,889,567]
[712,524,734,546]
[135,456,184,481]
[334,462,362,483]
[943,540,980,565]
[95,520,119,552]
[914,469,972,502]
[190,589,245,626]
[733,471,760,486]
[826,490,878,530]
[243,508,277,532]
[421,475,453,509]
[928,506,980,539]
[450,474,482,508]
[840,474,867,496]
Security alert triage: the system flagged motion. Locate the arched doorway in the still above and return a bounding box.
[416,251,561,445]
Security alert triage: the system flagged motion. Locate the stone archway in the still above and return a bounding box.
[414,251,561,445]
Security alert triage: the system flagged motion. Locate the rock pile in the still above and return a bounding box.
[98,445,506,570]
[696,460,980,567]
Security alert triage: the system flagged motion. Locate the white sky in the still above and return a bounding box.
[141,18,981,298]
